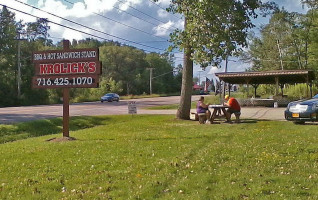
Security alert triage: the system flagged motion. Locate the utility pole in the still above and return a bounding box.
[197,70,203,86]
[147,68,154,95]
[220,56,229,104]
[17,32,22,99]
[223,56,228,97]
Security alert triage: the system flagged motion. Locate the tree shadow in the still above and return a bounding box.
[211,119,258,124]
[0,116,112,144]
[294,122,318,126]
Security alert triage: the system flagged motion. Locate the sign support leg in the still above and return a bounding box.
[63,40,70,137]
[63,88,70,137]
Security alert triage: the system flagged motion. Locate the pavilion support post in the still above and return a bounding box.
[245,79,251,98]
[219,82,223,104]
[310,82,313,98]
[229,84,231,97]
[275,77,279,96]
[247,84,249,98]
[252,84,259,98]
[280,84,284,97]
[306,75,309,98]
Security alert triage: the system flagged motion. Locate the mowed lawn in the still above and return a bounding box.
[1,115,318,199]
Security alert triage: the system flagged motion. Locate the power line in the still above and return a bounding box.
[64,0,172,32]
[62,0,168,41]
[147,0,182,21]
[117,0,179,30]
[94,12,168,41]
[1,4,167,53]
[10,1,166,52]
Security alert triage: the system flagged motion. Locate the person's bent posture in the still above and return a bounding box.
[196,96,211,123]
[224,95,241,123]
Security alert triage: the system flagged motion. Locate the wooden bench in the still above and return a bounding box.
[233,111,241,123]
[190,112,207,124]
[198,113,207,124]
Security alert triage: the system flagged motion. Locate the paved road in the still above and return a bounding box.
[0,95,286,124]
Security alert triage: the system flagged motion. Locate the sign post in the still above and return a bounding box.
[63,40,70,137]
[128,101,137,116]
[32,40,101,138]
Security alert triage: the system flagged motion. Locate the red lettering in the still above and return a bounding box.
[71,63,78,73]
[78,62,86,73]
[40,64,47,74]
[53,63,61,74]
[88,62,96,73]
[61,63,67,74]
[47,64,53,74]
[67,63,72,74]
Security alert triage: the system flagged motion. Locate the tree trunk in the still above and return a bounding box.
[176,17,193,120]
[176,47,193,120]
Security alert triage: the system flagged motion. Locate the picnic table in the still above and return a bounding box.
[208,104,230,123]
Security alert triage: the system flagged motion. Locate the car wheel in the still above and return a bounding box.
[101,100,103,103]
[293,121,305,125]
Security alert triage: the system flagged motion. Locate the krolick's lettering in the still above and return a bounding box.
[39,62,97,75]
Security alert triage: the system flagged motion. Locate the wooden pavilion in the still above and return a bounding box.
[215,70,315,98]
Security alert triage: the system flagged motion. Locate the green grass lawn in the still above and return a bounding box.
[1,115,318,199]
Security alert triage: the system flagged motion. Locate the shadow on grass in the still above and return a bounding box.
[210,119,258,124]
[239,119,259,124]
[295,122,318,126]
[0,116,112,144]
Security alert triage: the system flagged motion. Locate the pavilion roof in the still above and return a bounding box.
[215,70,315,85]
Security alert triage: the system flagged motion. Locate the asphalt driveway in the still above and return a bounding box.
[0,95,287,124]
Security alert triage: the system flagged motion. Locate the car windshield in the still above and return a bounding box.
[104,94,113,97]
[313,94,318,98]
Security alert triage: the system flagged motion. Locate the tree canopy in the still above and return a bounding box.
[243,4,318,81]
[158,0,276,119]
[0,6,181,107]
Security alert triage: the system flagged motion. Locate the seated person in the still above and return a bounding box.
[224,95,241,122]
[196,96,211,121]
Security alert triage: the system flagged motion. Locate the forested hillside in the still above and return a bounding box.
[0,6,181,107]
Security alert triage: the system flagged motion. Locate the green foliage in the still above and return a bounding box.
[0,7,181,107]
[165,0,274,66]
[243,6,318,87]
[285,84,318,99]
[1,115,318,199]
[256,85,277,97]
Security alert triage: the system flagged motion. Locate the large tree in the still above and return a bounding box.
[243,10,309,71]
[159,0,275,119]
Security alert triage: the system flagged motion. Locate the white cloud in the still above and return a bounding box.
[157,9,169,18]
[208,66,222,74]
[66,2,89,18]
[62,28,84,41]
[83,0,117,13]
[118,0,143,11]
[153,21,174,36]
[157,0,171,6]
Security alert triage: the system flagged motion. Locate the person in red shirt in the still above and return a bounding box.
[224,95,241,122]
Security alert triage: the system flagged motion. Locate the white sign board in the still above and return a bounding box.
[128,101,137,114]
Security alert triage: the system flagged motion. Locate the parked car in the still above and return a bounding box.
[101,93,120,102]
[285,94,318,124]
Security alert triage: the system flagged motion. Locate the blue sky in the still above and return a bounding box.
[1,0,310,82]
